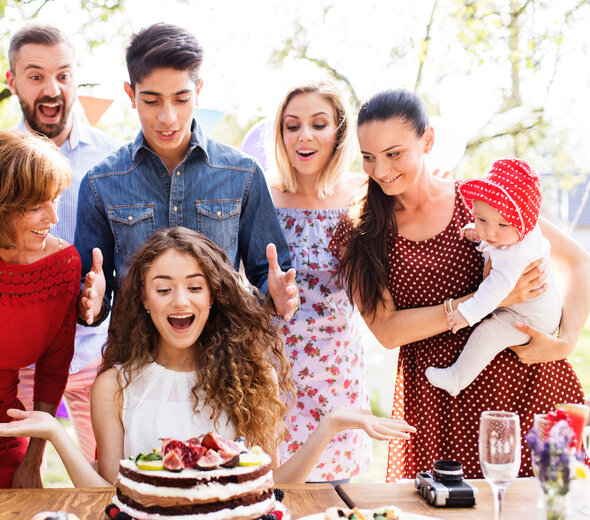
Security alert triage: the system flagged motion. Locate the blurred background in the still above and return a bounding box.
[1,0,589,484]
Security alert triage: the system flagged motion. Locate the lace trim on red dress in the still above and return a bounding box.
[0,246,80,306]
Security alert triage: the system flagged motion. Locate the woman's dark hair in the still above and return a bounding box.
[340,89,429,317]
[126,23,204,89]
[101,227,294,454]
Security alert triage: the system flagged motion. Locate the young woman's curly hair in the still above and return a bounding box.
[100,227,294,455]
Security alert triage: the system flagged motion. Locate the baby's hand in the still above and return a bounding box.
[446,309,469,333]
[460,227,481,243]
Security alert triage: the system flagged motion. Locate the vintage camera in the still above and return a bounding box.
[414,460,478,507]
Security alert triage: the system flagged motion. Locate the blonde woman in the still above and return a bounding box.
[271,80,371,483]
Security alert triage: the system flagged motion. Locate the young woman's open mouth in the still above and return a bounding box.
[296,148,317,161]
[380,173,403,185]
[167,313,195,331]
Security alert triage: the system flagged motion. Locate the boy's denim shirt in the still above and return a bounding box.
[74,119,291,306]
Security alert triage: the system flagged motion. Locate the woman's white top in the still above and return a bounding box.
[119,361,235,458]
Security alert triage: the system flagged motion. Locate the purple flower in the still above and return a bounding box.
[526,419,580,494]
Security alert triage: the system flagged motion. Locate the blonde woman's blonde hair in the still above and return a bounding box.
[0,130,72,248]
[273,80,355,199]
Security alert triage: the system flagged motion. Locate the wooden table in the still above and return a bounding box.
[337,478,589,519]
[0,479,586,519]
[0,483,345,520]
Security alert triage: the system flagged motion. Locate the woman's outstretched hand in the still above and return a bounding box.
[327,407,416,441]
[0,409,58,440]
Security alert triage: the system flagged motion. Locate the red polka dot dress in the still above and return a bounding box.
[331,182,584,481]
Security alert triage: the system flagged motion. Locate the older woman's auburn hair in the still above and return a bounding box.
[0,130,72,248]
[101,227,295,454]
[273,80,355,199]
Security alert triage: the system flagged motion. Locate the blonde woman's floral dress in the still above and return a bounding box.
[275,207,371,482]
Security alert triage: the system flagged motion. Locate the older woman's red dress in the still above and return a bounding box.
[332,182,584,481]
[0,245,80,487]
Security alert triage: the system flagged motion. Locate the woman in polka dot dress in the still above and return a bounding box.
[330,89,589,481]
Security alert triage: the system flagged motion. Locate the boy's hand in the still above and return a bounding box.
[78,248,106,325]
[266,243,298,321]
[446,308,469,333]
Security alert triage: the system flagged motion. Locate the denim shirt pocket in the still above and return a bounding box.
[195,199,240,251]
[108,204,155,258]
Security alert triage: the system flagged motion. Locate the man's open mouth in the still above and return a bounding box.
[37,102,62,119]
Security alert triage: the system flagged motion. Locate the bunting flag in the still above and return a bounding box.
[78,95,114,127]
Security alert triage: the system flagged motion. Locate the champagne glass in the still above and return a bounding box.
[479,411,521,520]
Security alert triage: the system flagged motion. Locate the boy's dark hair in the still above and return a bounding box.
[9,24,72,71]
[126,23,204,89]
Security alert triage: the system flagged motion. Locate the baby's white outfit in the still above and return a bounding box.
[426,224,561,396]
[119,361,235,458]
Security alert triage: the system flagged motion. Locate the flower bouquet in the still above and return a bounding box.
[526,405,589,520]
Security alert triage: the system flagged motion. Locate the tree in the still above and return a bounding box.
[269,0,590,184]
[0,0,127,108]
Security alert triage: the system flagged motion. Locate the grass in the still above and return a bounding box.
[43,326,590,486]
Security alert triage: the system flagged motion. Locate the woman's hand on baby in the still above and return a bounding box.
[509,322,573,364]
[0,409,58,440]
[501,259,547,307]
[327,407,416,441]
[446,309,468,333]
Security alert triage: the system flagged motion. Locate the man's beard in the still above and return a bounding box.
[17,92,71,140]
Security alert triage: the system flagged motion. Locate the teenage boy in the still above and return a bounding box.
[5,23,120,483]
[75,23,297,327]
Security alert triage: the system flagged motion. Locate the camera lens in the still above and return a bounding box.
[432,460,464,483]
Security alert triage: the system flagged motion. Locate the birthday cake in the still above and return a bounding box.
[111,432,285,520]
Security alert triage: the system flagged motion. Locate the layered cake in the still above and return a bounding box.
[112,432,286,520]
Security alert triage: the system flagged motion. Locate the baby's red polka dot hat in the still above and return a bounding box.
[459,158,542,240]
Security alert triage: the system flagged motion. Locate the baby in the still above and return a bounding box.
[425,158,561,396]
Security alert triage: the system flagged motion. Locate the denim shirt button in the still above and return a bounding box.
[173,206,178,212]
[216,211,221,216]
[127,216,133,221]
[176,171,180,176]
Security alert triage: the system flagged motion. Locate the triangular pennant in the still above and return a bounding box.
[78,95,114,127]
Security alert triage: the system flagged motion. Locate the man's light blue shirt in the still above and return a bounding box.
[18,114,121,372]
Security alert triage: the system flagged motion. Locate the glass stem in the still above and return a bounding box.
[492,484,506,520]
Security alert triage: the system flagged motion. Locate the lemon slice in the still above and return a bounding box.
[238,453,262,466]
[137,459,164,471]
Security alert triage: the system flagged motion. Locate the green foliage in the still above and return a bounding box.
[211,112,261,150]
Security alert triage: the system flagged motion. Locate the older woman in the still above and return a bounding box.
[0,130,80,488]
